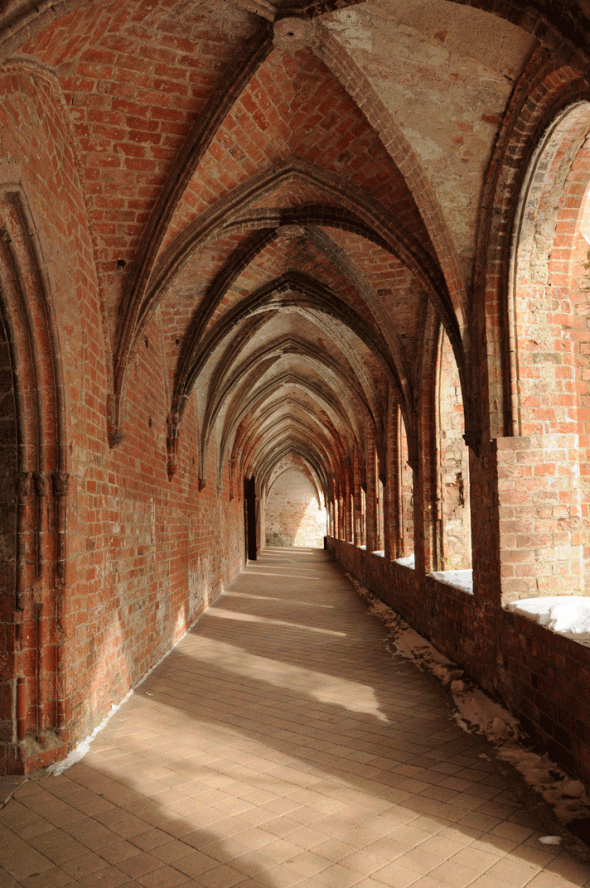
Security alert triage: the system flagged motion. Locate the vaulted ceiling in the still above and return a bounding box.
[1,0,585,492]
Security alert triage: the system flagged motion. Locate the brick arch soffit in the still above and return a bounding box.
[509,98,590,436]
[142,162,457,338]
[304,224,414,409]
[250,438,332,500]
[204,334,369,441]
[108,41,463,447]
[2,0,589,71]
[107,22,275,447]
[184,294,382,488]
[313,22,468,342]
[0,0,365,61]
[230,384,346,487]
[443,0,590,59]
[216,380,344,494]
[265,461,325,511]
[473,44,590,439]
[237,428,335,497]
[202,333,368,472]
[418,299,472,563]
[233,388,350,483]
[164,198,430,442]
[117,165,454,450]
[171,271,396,437]
[0,168,68,478]
[103,0,590,446]
[2,58,113,393]
[224,368,340,477]
[259,452,327,509]
[222,373,350,491]
[413,300,442,479]
[250,415,339,472]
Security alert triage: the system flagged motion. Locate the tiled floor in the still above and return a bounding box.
[1,548,590,888]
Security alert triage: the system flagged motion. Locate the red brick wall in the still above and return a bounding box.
[328,537,590,787]
[66,314,244,750]
[495,434,584,602]
[0,67,246,773]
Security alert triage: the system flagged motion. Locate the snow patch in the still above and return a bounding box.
[346,573,590,837]
[431,569,473,594]
[395,553,415,568]
[507,596,590,645]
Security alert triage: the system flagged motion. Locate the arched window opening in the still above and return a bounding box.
[376,475,384,554]
[360,486,366,548]
[500,101,590,602]
[436,328,471,574]
[399,409,414,560]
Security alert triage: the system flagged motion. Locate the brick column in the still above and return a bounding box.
[365,427,377,553]
[352,449,363,546]
[384,404,400,559]
[495,434,584,603]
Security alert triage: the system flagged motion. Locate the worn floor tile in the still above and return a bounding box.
[1,549,589,888]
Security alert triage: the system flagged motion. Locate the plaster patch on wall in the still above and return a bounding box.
[323,8,373,52]
[323,0,535,278]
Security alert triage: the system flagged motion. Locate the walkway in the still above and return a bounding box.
[1,549,589,888]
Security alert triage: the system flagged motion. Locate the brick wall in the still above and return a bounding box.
[495,434,584,602]
[0,308,16,759]
[265,469,326,547]
[0,68,246,772]
[328,537,590,788]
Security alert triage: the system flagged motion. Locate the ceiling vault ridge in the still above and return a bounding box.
[108,22,274,447]
[218,369,360,467]
[200,332,364,447]
[169,269,398,436]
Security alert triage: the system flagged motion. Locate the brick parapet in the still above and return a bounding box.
[494,433,584,601]
[328,536,590,789]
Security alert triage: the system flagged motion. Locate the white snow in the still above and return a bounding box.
[346,572,590,841]
[395,553,415,568]
[372,549,385,557]
[431,569,473,594]
[507,596,590,646]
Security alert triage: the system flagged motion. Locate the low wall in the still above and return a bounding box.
[328,536,590,788]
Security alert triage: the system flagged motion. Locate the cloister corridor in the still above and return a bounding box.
[0,549,588,888]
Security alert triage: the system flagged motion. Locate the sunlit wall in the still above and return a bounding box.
[265,470,327,547]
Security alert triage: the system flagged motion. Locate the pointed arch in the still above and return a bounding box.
[0,171,69,769]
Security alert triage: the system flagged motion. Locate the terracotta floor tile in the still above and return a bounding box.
[371,860,423,887]
[1,551,589,888]
[61,852,109,878]
[137,865,189,887]
[198,863,247,888]
[312,862,363,887]
[79,867,132,887]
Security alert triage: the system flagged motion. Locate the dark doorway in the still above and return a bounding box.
[244,476,257,561]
